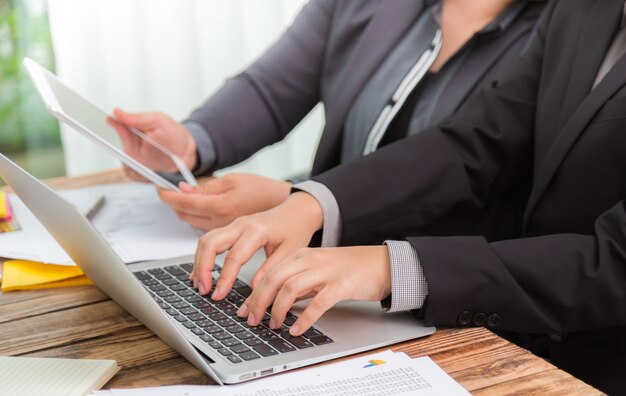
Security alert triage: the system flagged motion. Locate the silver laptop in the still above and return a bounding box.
[0,158,434,385]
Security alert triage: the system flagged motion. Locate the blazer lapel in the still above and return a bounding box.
[434,11,534,123]
[524,44,626,225]
[312,0,424,174]
[557,0,623,130]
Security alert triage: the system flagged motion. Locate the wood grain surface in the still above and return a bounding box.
[0,170,603,394]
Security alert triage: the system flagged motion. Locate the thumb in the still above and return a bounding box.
[112,108,159,129]
[194,178,232,195]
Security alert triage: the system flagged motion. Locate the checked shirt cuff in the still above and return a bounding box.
[384,240,429,313]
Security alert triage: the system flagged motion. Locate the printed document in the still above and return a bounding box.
[0,183,202,265]
[93,350,469,396]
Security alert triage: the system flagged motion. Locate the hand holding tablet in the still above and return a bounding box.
[23,57,198,192]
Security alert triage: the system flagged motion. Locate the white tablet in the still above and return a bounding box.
[23,57,199,192]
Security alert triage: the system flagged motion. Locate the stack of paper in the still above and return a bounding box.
[1,260,91,292]
[0,182,202,266]
[94,350,469,396]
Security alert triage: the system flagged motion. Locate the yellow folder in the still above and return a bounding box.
[1,260,92,292]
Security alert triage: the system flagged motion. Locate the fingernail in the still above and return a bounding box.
[193,278,198,289]
[237,304,248,317]
[247,313,256,326]
[269,318,277,329]
[199,283,206,295]
[211,286,220,300]
[290,325,300,336]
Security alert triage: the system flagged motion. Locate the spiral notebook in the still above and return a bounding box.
[0,356,118,396]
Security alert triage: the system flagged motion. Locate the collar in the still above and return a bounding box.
[477,1,530,35]
[426,0,531,35]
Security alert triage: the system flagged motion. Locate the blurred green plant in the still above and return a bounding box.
[0,0,61,153]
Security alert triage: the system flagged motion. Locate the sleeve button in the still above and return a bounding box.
[457,311,473,326]
[486,314,502,328]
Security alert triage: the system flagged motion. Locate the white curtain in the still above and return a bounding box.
[46,0,324,179]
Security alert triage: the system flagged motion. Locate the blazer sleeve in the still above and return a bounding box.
[311,1,555,246]
[186,0,335,172]
[410,200,626,333]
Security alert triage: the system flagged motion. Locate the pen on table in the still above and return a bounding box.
[85,196,106,220]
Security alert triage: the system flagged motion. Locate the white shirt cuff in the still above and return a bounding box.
[292,180,342,247]
[384,240,429,313]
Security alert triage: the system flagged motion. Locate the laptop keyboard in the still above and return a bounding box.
[134,263,333,364]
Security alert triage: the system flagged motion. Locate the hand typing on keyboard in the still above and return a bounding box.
[236,246,392,336]
[192,192,323,298]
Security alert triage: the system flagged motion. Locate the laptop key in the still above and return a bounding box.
[232,280,247,289]
[217,318,236,328]
[208,312,227,321]
[227,355,242,364]
[180,307,197,315]
[244,338,263,347]
[171,284,187,291]
[217,348,232,356]
[281,335,314,349]
[283,314,297,326]
[178,289,194,297]
[268,338,296,353]
[200,334,213,343]
[171,301,189,309]
[200,306,219,315]
[166,308,177,316]
[213,332,231,341]
[163,278,179,286]
[182,321,196,329]
[302,328,322,339]
[204,325,222,334]
[309,335,334,345]
[239,351,261,361]
[253,344,279,357]
[208,341,221,349]
[156,289,174,298]
[196,319,212,327]
[193,301,211,309]
[158,302,169,310]
[164,296,182,304]
[221,338,240,348]
[225,324,244,334]
[174,315,187,322]
[134,271,151,280]
[185,295,202,303]
[189,313,206,322]
[235,332,255,340]
[259,332,279,341]
[230,344,250,354]
[191,328,204,336]
[180,263,194,273]
[237,286,252,297]
[164,266,187,276]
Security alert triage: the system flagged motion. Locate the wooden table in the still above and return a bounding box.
[0,170,602,394]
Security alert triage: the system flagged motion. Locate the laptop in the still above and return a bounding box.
[1,134,434,386]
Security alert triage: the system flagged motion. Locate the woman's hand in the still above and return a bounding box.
[238,246,392,336]
[107,108,197,175]
[158,174,292,230]
[192,192,324,297]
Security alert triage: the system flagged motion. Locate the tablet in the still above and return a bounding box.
[23,57,199,192]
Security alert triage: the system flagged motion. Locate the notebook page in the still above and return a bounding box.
[0,356,118,396]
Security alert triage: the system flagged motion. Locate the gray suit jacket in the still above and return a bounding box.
[186,0,545,177]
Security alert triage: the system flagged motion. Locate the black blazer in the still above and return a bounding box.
[313,0,626,392]
[188,0,544,178]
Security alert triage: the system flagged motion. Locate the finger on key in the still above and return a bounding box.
[194,226,242,295]
[213,226,268,301]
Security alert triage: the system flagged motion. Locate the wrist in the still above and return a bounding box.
[288,192,324,232]
[183,128,198,171]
